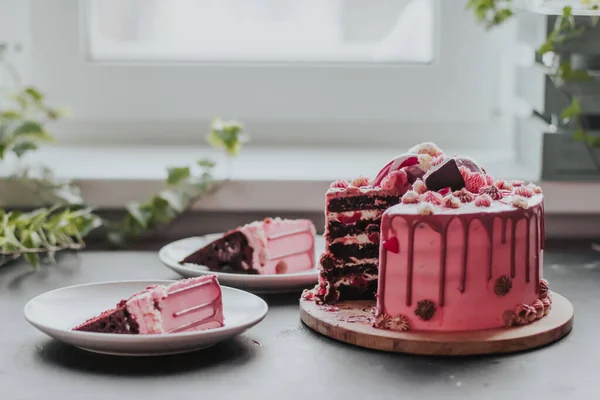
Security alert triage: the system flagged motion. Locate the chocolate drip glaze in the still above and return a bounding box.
[525,216,531,283]
[510,217,517,278]
[439,224,448,306]
[380,201,543,313]
[406,223,416,306]
[459,217,471,293]
[483,218,494,281]
[534,213,540,293]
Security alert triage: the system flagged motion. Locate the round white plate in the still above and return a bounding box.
[158,234,324,293]
[24,280,268,356]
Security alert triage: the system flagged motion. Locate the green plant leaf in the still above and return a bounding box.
[12,121,43,136]
[166,167,191,185]
[11,141,38,158]
[126,203,149,228]
[24,252,40,268]
[561,98,581,120]
[197,158,216,169]
[0,110,21,119]
[24,87,44,102]
[574,128,586,141]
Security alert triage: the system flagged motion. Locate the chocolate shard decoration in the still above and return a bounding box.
[494,275,512,296]
[424,158,465,192]
[414,299,436,321]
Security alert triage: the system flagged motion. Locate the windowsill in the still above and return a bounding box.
[1,145,600,214]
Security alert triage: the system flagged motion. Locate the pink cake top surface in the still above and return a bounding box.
[386,191,543,217]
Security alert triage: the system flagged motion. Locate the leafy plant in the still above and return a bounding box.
[0,206,101,269]
[467,1,600,168]
[0,83,247,266]
[106,118,246,247]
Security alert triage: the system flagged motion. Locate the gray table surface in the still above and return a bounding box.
[1,249,599,400]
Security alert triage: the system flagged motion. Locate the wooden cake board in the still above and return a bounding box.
[300,293,574,356]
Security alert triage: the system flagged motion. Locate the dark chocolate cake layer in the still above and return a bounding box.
[73,303,140,334]
[327,195,400,213]
[327,242,379,260]
[180,231,257,274]
[337,280,378,300]
[320,263,378,280]
[326,220,380,238]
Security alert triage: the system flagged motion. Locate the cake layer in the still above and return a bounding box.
[326,219,380,239]
[319,264,379,301]
[376,195,545,332]
[328,242,379,261]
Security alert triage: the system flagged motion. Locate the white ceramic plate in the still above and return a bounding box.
[158,234,324,293]
[24,280,268,356]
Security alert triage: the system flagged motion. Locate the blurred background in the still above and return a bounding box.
[0,0,599,248]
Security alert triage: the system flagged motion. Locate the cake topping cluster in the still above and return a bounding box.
[329,142,542,214]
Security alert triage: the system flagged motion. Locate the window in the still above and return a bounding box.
[86,0,434,64]
[23,0,517,152]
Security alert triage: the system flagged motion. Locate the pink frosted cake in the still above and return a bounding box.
[73,276,224,334]
[304,142,551,332]
[181,217,316,275]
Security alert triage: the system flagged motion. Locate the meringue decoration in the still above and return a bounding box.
[479,185,503,200]
[420,190,443,205]
[408,142,442,157]
[474,193,492,207]
[401,190,420,204]
[330,179,349,189]
[417,202,435,215]
[442,194,460,209]
[413,179,428,194]
[453,188,474,203]
[511,195,529,209]
[350,175,370,188]
[465,172,487,193]
[514,186,534,198]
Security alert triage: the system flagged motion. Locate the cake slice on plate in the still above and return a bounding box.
[180,217,316,275]
[73,276,224,334]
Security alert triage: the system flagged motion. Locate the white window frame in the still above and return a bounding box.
[19,0,518,153]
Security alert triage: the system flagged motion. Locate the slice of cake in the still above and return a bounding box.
[73,276,224,334]
[180,217,316,275]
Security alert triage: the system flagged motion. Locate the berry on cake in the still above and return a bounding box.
[302,142,548,333]
[180,218,316,275]
[73,276,224,334]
